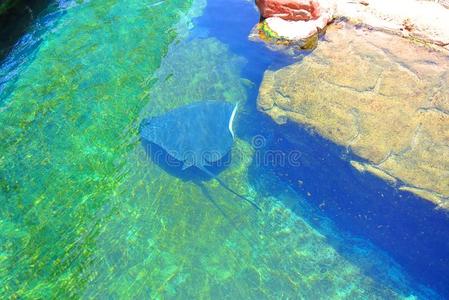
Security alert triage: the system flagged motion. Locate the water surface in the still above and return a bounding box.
[0,0,447,298]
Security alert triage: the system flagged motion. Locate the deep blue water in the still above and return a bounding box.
[195,0,449,297]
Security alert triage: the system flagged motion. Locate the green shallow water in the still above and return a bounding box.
[0,0,440,298]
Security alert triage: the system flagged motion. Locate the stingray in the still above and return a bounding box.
[140,100,260,211]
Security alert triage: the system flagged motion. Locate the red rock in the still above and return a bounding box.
[255,0,321,21]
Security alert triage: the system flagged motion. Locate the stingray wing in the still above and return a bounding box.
[186,101,235,164]
[140,100,236,167]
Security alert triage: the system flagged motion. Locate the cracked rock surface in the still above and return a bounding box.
[258,23,449,207]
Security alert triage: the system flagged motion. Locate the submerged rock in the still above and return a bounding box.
[258,23,449,208]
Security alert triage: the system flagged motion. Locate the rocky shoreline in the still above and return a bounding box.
[256,18,449,208]
[251,0,449,52]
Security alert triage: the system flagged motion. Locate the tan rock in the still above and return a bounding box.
[258,23,449,207]
[350,161,398,184]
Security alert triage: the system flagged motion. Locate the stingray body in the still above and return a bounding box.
[140,100,260,210]
[141,100,236,170]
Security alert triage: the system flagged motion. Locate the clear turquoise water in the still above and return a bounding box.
[0,0,445,298]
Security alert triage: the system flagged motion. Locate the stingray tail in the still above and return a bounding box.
[197,182,259,246]
[199,167,261,211]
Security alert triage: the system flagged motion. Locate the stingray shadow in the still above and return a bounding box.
[141,139,231,182]
[141,138,257,223]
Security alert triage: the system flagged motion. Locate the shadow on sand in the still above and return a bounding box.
[140,139,231,182]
